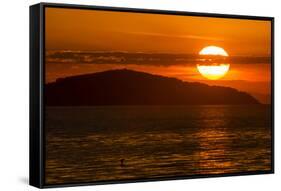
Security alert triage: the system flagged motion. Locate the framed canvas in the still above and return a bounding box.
[30,2,274,188]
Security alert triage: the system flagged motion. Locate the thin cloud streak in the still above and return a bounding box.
[119,31,224,41]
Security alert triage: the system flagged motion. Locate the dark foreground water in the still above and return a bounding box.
[45,105,272,184]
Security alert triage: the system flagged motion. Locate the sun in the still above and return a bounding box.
[197,46,230,80]
[197,64,230,80]
[199,46,228,56]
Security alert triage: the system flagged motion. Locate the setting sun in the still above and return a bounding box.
[199,46,229,56]
[197,46,229,80]
[197,64,230,80]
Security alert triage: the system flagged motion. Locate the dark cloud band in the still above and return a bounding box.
[46,50,271,66]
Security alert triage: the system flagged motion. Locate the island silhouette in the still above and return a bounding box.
[45,69,259,106]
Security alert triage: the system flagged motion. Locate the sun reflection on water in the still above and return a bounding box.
[194,106,235,174]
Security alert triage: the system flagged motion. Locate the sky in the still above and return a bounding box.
[45,7,272,103]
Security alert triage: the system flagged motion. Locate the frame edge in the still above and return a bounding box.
[29,3,44,188]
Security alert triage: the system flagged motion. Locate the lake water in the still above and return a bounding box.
[45,105,272,185]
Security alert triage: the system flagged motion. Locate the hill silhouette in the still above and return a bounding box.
[45,69,260,106]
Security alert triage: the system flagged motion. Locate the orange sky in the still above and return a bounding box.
[46,8,271,56]
[45,7,272,103]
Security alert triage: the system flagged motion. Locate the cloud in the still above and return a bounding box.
[118,31,224,41]
[46,50,270,66]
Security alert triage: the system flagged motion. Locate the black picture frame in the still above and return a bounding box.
[30,2,274,189]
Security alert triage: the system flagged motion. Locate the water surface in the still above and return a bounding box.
[45,105,272,184]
